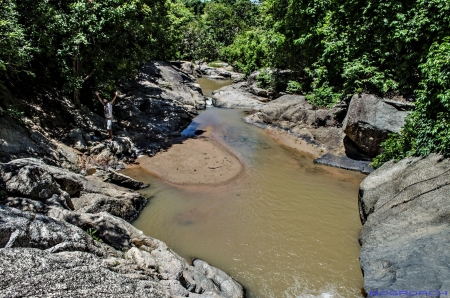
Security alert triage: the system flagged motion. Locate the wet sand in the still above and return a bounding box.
[130,127,244,185]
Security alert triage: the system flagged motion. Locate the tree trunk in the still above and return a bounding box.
[73,48,81,108]
[74,89,80,108]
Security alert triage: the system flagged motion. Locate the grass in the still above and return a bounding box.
[86,228,104,243]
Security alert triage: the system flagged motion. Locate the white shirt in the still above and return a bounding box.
[105,102,113,119]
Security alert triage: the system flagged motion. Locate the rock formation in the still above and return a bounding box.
[343,94,413,157]
[212,82,268,110]
[0,158,244,298]
[358,154,450,296]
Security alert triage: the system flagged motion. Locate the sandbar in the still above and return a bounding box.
[131,127,244,185]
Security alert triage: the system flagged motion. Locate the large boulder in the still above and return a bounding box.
[358,154,450,296]
[343,94,413,157]
[0,113,82,171]
[246,95,344,128]
[212,83,267,110]
[112,60,209,155]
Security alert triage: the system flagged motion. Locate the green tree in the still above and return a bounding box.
[0,0,34,84]
[373,37,450,166]
[12,0,182,106]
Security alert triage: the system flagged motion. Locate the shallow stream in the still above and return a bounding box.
[121,78,366,298]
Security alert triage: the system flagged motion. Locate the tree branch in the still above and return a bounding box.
[83,69,96,81]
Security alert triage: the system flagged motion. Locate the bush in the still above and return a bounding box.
[305,83,341,108]
[286,80,303,94]
[256,68,275,91]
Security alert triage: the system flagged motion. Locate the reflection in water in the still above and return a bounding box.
[122,79,366,298]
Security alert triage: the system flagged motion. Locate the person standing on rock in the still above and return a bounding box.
[95,90,118,141]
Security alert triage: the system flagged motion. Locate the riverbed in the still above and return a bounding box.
[121,78,366,297]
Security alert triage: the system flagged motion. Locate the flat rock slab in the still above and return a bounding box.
[314,153,373,174]
[107,169,149,190]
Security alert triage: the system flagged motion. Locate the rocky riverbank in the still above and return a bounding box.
[201,70,414,174]
[194,67,448,295]
[0,60,205,171]
[1,59,437,297]
[0,159,244,297]
[0,61,245,297]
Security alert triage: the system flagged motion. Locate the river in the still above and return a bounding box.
[121,78,366,298]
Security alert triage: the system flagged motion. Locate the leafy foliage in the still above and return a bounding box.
[286,81,303,94]
[2,0,450,164]
[6,105,24,120]
[374,37,450,166]
[3,0,186,105]
[0,0,34,83]
[256,69,275,90]
[179,0,258,62]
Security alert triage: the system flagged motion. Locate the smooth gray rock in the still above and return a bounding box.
[181,61,194,75]
[251,95,344,128]
[247,85,275,98]
[343,94,411,157]
[0,205,106,255]
[0,114,82,171]
[193,259,244,298]
[212,85,267,110]
[137,61,206,110]
[358,154,450,296]
[244,95,346,151]
[112,61,206,155]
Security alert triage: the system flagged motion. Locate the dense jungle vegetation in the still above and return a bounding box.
[1,0,449,164]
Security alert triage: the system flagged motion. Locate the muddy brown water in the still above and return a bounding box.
[121,78,366,298]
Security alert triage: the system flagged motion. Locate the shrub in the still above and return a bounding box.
[286,80,303,94]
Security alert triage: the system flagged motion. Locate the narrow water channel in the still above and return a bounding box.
[121,78,366,298]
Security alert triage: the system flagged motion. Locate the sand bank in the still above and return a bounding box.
[130,127,244,185]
